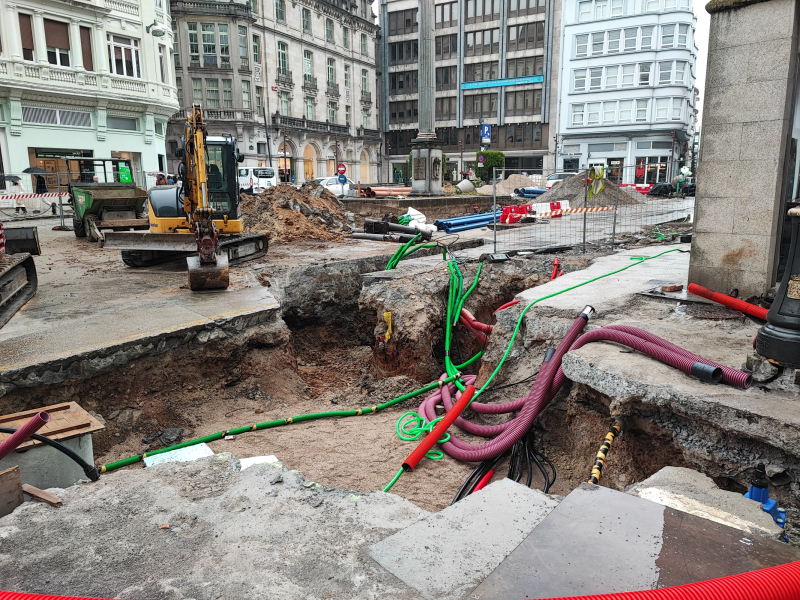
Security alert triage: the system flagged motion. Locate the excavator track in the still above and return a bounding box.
[121,233,269,268]
[0,253,38,329]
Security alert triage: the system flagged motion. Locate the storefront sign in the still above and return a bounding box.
[461,75,544,90]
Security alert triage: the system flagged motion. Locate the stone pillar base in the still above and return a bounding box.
[409,138,444,196]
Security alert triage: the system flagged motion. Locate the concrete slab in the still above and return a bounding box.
[368,478,559,600]
[626,467,783,540]
[469,484,800,599]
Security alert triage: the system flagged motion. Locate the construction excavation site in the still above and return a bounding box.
[1,165,800,600]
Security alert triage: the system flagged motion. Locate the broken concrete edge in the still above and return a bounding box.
[0,305,279,398]
[559,352,800,459]
[705,0,770,13]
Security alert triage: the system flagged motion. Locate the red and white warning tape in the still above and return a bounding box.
[0,193,66,201]
[536,206,615,218]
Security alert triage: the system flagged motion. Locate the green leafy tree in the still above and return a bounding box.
[475,150,505,182]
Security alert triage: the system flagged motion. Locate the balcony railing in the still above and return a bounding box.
[302,75,318,92]
[326,81,340,97]
[357,127,381,139]
[276,70,293,86]
[272,113,350,136]
[360,91,372,104]
[169,107,256,122]
[105,0,140,16]
[170,0,254,20]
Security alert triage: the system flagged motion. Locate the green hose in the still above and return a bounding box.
[99,352,484,474]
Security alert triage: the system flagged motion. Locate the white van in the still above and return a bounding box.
[238,167,277,194]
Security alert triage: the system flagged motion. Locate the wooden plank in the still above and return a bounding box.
[21,484,62,507]
[0,466,23,518]
[0,402,104,450]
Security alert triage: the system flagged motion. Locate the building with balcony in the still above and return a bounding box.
[167,0,380,183]
[380,0,562,182]
[0,0,179,181]
[555,0,697,185]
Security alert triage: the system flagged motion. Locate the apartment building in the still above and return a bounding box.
[380,0,562,182]
[168,0,380,183]
[0,0,179,180]
[555,0,697,185]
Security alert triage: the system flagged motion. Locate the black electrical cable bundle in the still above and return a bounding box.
[451,451,506,505]
[0,426,100,481]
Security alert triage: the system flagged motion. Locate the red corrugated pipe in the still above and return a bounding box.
[687,283,769,320]
[460,308,493,334]
[537,560,800,600]
[0,412,50,461]
[550,258,560,281]
[458,317,489,345]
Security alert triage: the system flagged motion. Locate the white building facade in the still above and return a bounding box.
[0,0,179,183]
[555,0,697,185]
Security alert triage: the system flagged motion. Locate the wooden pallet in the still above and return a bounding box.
[0,402,105,450]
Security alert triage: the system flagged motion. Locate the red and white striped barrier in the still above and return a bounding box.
[536,206,615,219]
[0,193,66,201]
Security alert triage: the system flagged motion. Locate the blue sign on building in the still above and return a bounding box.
[480,124,491,143]
[461,75,544,90]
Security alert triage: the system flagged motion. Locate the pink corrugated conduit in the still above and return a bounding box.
[0,412,51,461]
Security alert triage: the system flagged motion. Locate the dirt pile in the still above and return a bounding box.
[241,181,351,242]
[542,174,645,207]
[477,173,534,196]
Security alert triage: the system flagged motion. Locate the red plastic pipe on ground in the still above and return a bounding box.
[470,469,494,493]
[493,299,520,315]
[460,308,493,334]
[687,283,769,320]
[0,594,116,600]
[537,560,800,600]
[0,412,50,461]
[550,258,560,281]
[458,317,489,345]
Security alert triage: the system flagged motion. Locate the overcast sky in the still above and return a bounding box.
[371,1,710,129]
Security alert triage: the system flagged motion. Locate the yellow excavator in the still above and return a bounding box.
[105,105,268,290]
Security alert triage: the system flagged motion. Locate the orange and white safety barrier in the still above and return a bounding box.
[536,205,615,219]
[0,193,66,201]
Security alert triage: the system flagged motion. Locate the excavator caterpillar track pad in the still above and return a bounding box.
[187,253,230,291]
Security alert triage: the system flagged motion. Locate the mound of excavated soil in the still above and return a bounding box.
[477,173,533,196]
[541,174,646,207]
[241,182,350,242]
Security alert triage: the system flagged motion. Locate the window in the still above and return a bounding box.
[326,19,334,42]
[188,22,199,65]
[436,65,458,90]
[591,32,604,55]
[665,0,677,8]
[655,97,669,121]
[280,91,290,115]
[576,34,588,57]
[303,50,313,81]
[437,33,459,59]
[44,19,70,67]
[435,2,458,28]
[205,78,219,108]
[278,42,288,74]
[302,9,311,33]
[635,99,648,122]
[622,64,635,86]
[618,100,632,122]
[661,25,675,48]
[218,24,229,68]
[328,101,336,123]
[589,67,602,90]
[192,78,203,103]
[253,35,261,63]
[574,69,587,91]
[242,80,251,109]
[343,27,349,48]
[388,9,418,34]
[362,109,369,129]
[605,65,618,88]
[463,93,497,119]
[389,100,419,124]
[345,105,351,126]
[201,24,216,67]
[177,77,183,104]
[677,24,689,48]
[645,0,659,10]
[108,35,141,78]
[361,68,368,92]
[361,33,367,55]
[572,104,585,126]
[435,97,457,120]
[306,96,314,120]
[578,1,591,20]
[276,0,285,21]
[389,70,419,94]
[611,0,623,15]
[238,26,248,68]
[256,86,263,111]
[344,65,350,88]
[223,79,233,108]
[671,98,683,120]
[327,58,335,84]
[506,23,542,52]
[638,63,651,86]
[587,102,600,125]
[257,142,266,155]
[388,41,418,65]
[158,46,166,82]
[172,19,180,67]
[608,30,620,53]
[594,0,608,19]
[107,116,138,131]
[156,0,163,9]
[658,61,672,85]
[505,58,539,78]
[640,26,653,49]
[674,61,686,85]
[603,102,616,124]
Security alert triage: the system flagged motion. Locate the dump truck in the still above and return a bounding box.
[0,221,39,328]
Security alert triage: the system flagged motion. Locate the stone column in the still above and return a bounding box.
[95,21,109,75]
[688,0,800,297]
[32,10,49,66]
[409,0,443,196]
[3,4,22,61]
[69,19,84,70]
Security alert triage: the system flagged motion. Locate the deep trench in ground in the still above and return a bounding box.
[3,252,798,528]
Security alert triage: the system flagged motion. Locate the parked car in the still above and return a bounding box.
[546,172,578,189]
[314,176,355,196]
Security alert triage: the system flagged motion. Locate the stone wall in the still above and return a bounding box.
[688,0,799,296]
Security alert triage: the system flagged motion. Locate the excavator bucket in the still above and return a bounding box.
[0,253,37,329]
[187,253,229,291]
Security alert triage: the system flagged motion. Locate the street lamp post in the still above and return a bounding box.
[459,139,464,181]
[387,140,391,183]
